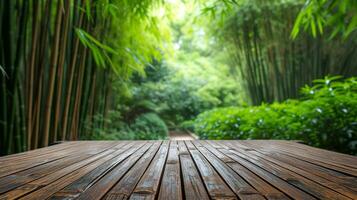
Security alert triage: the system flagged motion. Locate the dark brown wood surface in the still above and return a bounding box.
[0,140,356,200]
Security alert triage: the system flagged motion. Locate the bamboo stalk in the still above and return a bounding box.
[26,0,40,150]
[70,40,88,140]
[53,0,71,142]
[42,0,64,147]
[61,3,85,140]
[33,0,52,149]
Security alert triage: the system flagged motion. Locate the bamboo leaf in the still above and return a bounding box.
[310,19,317,37]
[316,16,324,34]
[0,65,8,78]
[328,24,342,40]
[291,13,304,38]
[344,15,357,37]
[75,28,118,68]
[76,28,117,54]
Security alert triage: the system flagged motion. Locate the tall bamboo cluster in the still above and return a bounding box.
[0,0,129,155]
[223,0,357,105]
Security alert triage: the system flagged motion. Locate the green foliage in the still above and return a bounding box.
[102,0,172,78]
[216,0,357,104]
[84,112,168,140]
[97,1,241,134]
[130,113,168,139]
[204,0,357,39]
[200,0,238,21]
[292,0,357,39]
[76,0,172,78]
[192,76,357,154]
[119,59,242,127]
[0,0,173,154]
[75,28,117,68]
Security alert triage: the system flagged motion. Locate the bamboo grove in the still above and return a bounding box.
[222,0,357,105]
[0,0,165,155]
[2,0,357,155]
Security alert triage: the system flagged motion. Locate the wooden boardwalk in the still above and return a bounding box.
[0,141,357,200]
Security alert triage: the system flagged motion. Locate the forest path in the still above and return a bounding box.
[168,130,197,140]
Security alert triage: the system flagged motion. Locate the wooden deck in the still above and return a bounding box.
[0,141,357,200]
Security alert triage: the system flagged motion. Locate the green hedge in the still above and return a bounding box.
[192,77,357,154]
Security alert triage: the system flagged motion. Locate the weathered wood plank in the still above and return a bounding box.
[238,142,357,199]
[0,142,125,199]
[21,142,143,200]
[203,141,289,200]
[0,142,119,194]
[192,141,265,200]
[245,140,357,176]
[177,140,189,155]
[48,142,146,199]
[178,141,210,200]
[0,141,76,163]
[0,142,105,166]
[186,141,237,200]
[0,140,357,200]
[224,141,351,200]
[200,141,289,200]
[277,141,357,168]
[103,141,162,200]
[0,153,92,194]
[0,142,116,178]
[65,141,148,200]
[241,141,357,192]
[157,141,182,200]
[129,141,169,200]
[214,142,315,199]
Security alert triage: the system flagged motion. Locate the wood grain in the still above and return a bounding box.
[186,141,237,199]
[158,141,182,200]
[0,140,356,200]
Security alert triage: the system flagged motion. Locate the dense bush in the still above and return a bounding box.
[130,113,168,140]
[192,77,357,154]
[83,112,168,140]
[131,77,239,125]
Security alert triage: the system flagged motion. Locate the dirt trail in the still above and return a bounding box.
[168,130,197,140]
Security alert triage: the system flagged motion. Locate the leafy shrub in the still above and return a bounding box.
[83,112,168,140]
[192,77,357,154]
[130,113,168,140]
